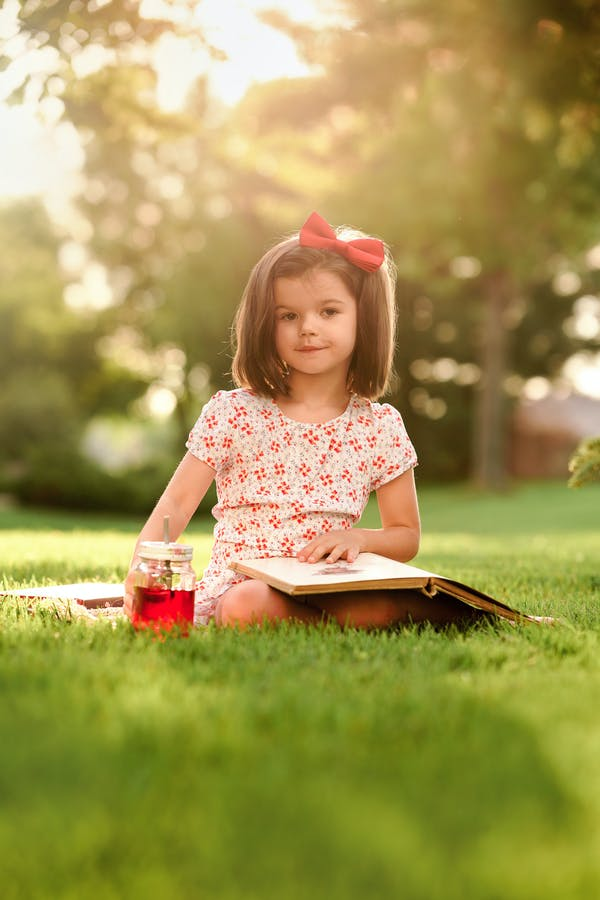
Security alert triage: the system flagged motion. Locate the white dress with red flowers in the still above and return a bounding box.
[185,389,417,624]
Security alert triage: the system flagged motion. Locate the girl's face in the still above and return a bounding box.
[273,270,357,384]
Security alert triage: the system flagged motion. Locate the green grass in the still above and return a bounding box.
[0,481,599,899]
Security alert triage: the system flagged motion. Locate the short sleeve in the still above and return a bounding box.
[186,391,232,472]
[370,403,418,491]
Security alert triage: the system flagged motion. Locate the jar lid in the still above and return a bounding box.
[138,541,194,562]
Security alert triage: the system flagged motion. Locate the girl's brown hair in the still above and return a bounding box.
[231,224,397,400]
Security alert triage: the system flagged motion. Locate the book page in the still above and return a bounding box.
[230,553,436,591]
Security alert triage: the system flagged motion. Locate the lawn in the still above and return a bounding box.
[0,481,598,899]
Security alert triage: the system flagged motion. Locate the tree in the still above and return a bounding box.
[4,0,600,498]
[1,0,296,438]
[0,200,92,461]
[0,1,303,507]
[253,0,600,485]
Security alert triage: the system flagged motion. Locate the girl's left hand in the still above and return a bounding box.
[297,530,364,564]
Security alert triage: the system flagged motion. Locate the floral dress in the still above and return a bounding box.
[185,389,417,623]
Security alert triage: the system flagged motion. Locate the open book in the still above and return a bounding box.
[230,553,541,624]
[3,583,124,609]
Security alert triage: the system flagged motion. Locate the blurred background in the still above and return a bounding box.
[1,0,599,514]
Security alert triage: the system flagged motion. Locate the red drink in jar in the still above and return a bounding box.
[133,587,195,633]
[132,541,196,635]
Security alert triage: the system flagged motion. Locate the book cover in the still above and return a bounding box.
[230,553,540,623]
[2,583,124,609]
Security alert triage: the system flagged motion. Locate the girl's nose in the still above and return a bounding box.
[299,314,318,334]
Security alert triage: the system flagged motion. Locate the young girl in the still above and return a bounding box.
[124,212,455,629]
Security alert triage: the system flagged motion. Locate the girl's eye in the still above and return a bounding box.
[278,312,296,321]
[322,308,338,317]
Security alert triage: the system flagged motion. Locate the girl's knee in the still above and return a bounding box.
[215,580,278,628]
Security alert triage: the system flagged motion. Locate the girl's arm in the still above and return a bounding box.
[123,452,215,616]
[297,468,420,564]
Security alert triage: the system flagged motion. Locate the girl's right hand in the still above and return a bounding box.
[123,568,136,620]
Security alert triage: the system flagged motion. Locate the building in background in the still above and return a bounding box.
[509,393,600,479]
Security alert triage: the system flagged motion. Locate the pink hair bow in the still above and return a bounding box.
[299,211,385,273]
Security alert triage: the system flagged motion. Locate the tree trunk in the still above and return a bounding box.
[472,270,512,490]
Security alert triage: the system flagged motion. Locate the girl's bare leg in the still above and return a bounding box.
[313,589,481,629]
[215,582,477,630]
[215,579,327,629]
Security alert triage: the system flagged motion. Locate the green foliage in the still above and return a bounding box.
[10,0,172,54]
[1,483,599,898]
[13,445,157,514]
[2,0,600,502]
[247,0,600,483]
[8,443,217,517]
[0,202,98,461]
[568,437,600,488]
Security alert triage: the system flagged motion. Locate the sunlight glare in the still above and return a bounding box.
[143,385,179,419]
[562,353,600,399]
[0,0,330,199]
[63,262,114,311]
[0,106,83,199]
[158,0,318,108]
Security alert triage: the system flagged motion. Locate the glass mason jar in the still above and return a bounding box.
[132,541,196,633]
